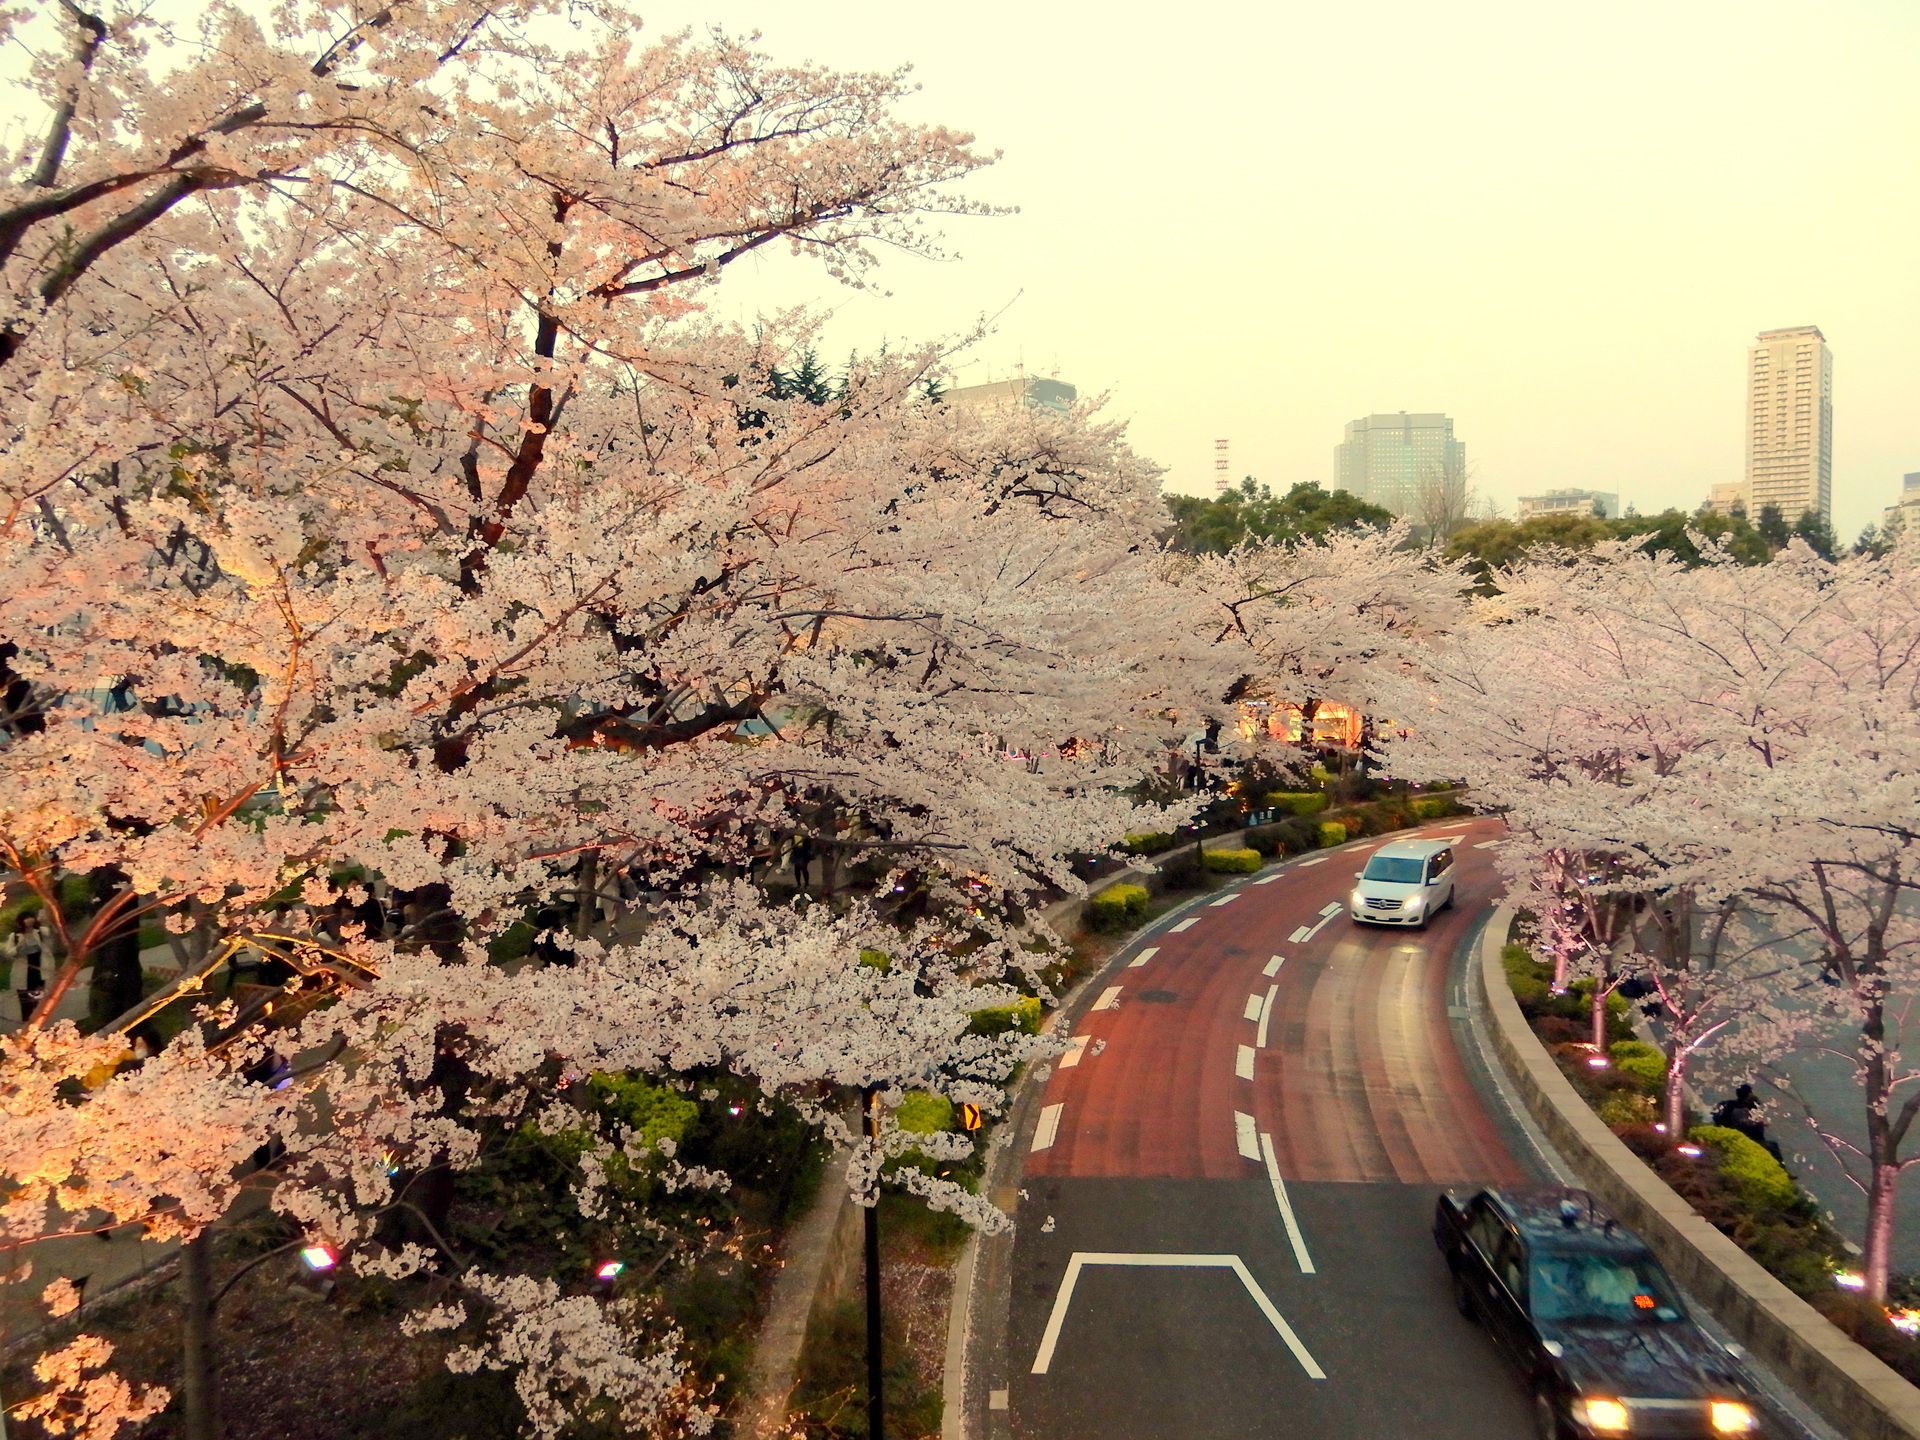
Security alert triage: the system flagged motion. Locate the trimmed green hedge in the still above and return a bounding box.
[1122,831,1177,855]
[967,995,1043,1037]
[1264,791,1328,817]
[1408,796,1459,820]
[1202,848,1261,874]
[1691,1125,1798,1209]
[896,1091,954,1135]
[1609,1039,1666,1086]
[1086,883,1150,932]
[1317,820,1348,848]
[1502,942,1553,1008]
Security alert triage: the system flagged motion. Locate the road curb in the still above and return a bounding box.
[1474,907,1920,1440]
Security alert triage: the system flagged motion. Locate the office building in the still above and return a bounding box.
[943,375,1076,414]
[1516,488,1619,521]
[1700,481,1745,517]
[1886,474,1920,533]
[1334,412,1465,517]
[1744,327,1832,525]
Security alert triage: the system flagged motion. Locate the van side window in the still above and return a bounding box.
[1468,1202,1505,1262]
[1494,1231,1527,1305]
[1435,849,1453,874]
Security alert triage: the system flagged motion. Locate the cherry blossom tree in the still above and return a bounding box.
[0,2,1236,1430]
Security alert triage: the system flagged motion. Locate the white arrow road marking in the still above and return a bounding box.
[1236,1044,1256,1080]
[1031,1103,1064,1152]
[1128,946,1159,968]
[1292,909,1342,944]
[1262,955,1284,977]
[1169,918,1199,932]
[1260,1133,1317,1275]
[1242,994,1264,1022]
[1093,986,1123,1011]
[1030,1253,1325,1378]
[1256,985,1277,1048]
[1059,1035,1091,1069]
[1210,893,1241,907]
[1234,1110,1260,1159]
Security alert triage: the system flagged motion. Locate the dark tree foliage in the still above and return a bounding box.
[1162,479,1395,554]
[1445,507,1781,588]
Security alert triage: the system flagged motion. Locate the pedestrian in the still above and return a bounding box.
[789,835,815,891]
[4,911,49,1022]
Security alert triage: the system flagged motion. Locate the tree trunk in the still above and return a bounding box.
[573,852,599,939]
[181,1231,218,1440]
[1591,981,1609,1053]
[1663,1052,1687,1138]
[1864,1161,1900,1303]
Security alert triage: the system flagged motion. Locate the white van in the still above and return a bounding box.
[1349,837,1456,928]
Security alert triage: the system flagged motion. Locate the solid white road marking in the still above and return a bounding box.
[1474,840,1501,850]
[1032,1103,1063,1152]
[1260,1133,1318,1275]
[1294,910,1341,944]
[1234,1110,1260,1159]
[1262,955,1284,977]
[1169,918,1199,932]
[1242,994,1264,1022]
[1128,946,1160,968]
[1294,857,1327,867]
[1318,903,1341,917]
[1210,893,1240,907]
[1030,1253,1325,1378]
[1256,985,1277,1049]
[1288,926,1311,943]
[1236,1044,1256,1080]
[1093,986,1123,1011]
[1059,1035,1091,1069]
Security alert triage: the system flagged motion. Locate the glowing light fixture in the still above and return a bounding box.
[1587,1055,1609,1069]
[1889,1309,1920,1335]
[1676,1144,1702,1157]
[1835,1271,1866,1290]
[595,1260,625,1281]
[300,1244,338,1272]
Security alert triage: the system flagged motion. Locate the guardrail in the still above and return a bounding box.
[1475,906,1920,1440]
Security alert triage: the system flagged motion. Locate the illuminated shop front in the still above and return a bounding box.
[1237,699,1364,749]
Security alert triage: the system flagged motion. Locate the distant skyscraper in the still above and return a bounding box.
[1743,326,1832,525]
[1334,412,1465,517]
[1700,481,1745,517]
[1886,473,1920,532]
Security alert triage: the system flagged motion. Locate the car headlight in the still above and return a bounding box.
[1571,1397,1630,1434]
[1404,894,1425,912]
[1350,890,1363,907]
[1710,1400,1756,1433]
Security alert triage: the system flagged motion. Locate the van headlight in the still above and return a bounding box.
[1571,1397,1630,1434]
[1404,894,1425,913]
[1350,889,1363,908]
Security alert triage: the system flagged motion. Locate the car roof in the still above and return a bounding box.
[1485,1187,1649,1253]
[1369,837,1455,859]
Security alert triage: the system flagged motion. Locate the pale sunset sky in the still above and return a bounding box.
[635,0,1920,541]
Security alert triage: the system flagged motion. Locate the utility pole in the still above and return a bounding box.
[862,1085,885,1440]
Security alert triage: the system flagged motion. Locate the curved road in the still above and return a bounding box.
[1003,816,1540,1440]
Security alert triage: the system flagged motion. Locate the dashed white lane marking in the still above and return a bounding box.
[1235,1044,1256,1080]
[1474,840,1501,849]
[1031,1253,1325,1378]
[1128,946,1159,968]
[1234,1110,1260,1160]
[1288,926,1311,942]
[1262,955,1284,977]
[1296,856,1328,866]
[1256,985,1277,1049]
[1093,986,1123,1011]
[1260,1133,1318,1275]
[1210,893,1240,907]
[1059,1035,1091,1069]
[1168,918,1199,932]
[1032,1103,1063,1152]
[1242,994,1265,1022]
[1253,873,1285,885]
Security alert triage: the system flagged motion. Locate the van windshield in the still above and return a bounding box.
[1362,856,1425,884]
[1529,1250,1684,1324]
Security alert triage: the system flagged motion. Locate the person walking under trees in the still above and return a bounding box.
[789,835,816,893]
[3,910,48,1022]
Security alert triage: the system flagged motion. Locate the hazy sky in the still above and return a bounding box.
[626,0,1919,540]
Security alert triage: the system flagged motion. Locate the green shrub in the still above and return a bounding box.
[1085,882,1150,932]
[1502,942,1552,1007]
[1598,1093,1657,1128]
[0,895,44,938]
[1201,848,1261,874]
[895,1091,954,1135]
[967,995,1043,1037]
[1264,791,1328,817]
[859,947,892,971]
[1408,796,1458,820]
[1691,1125,1798,1209]
[1316,820,1347,848]
[1609,1040,1667,1088]
[1122,831,1177,855]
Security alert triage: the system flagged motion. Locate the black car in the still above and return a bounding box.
[1434,1186,1763,1438]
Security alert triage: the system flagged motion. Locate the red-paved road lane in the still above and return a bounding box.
[1025,816,1524,1186]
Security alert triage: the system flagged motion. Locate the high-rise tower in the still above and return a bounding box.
[1744,327,1832,526]
[1333,412,1465,517]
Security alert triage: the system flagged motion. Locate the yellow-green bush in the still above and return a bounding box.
[1598,1093,1657,1128]
[1502,943,1552,1007]
[1691,1125,1798,1209]
[1264,791,1328,817]
[1122,831,1177,855]
[1086,883,1150,932]
[1408,796,1458,820]
[1202,848,1262,874]
[967,995,1044,1037]
[1317,820,1348,848]
[895,1091,954,1134]
[1609,1039,1666,1087]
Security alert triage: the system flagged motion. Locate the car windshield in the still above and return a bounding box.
[1529,1251,1684,1325]
[1362,856,1425,884]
